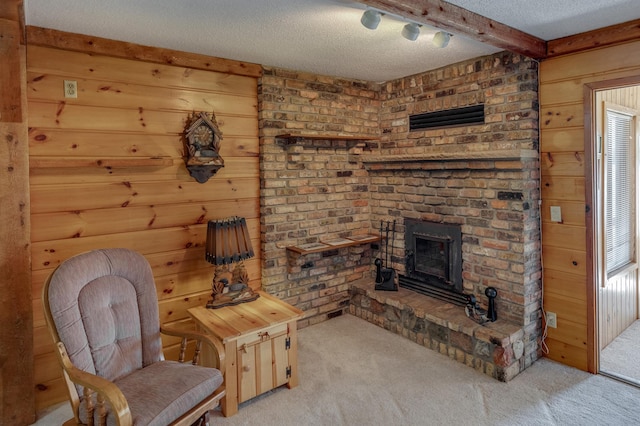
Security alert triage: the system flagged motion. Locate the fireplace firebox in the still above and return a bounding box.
[400,219,467,305]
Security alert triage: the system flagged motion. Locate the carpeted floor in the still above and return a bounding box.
[600,320,640,385]
[34,315,640,425]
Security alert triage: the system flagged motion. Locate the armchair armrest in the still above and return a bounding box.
[161,324,226,374]
[56,342,133,426]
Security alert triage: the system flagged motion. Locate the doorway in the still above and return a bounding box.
[590,81,640,385]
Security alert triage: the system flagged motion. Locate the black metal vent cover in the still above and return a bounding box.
[409,104,484,131]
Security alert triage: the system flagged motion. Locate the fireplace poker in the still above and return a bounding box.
[379,219,383,261]
[375,220,398,291]
[385,220,390,268]
[391,220,396,266]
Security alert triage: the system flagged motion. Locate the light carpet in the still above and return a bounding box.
[600,319,640,385]
[35,315,640,426]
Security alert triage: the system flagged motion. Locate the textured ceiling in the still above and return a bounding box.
[23,0,640,83]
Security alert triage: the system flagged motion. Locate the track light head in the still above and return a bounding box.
[360,10,382,30]
[432,31,452,48]
[401,23,421,41]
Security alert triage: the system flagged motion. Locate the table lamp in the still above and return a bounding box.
[205,216,257,308]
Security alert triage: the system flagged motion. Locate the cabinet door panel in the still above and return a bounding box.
[238,345,257,403]
[257,340,273,395]
[273,334,289,388]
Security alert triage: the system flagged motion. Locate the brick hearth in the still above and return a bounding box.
[349,281,525,381]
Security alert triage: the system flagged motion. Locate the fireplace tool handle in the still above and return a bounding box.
[485,287,497,322]
[374,258,383,283]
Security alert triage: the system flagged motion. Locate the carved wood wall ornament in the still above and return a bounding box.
[184,111,224,183]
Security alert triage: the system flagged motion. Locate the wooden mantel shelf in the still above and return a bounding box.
[360,149,538,171]
[30,157,174,168]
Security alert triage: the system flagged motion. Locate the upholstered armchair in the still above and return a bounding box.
[42,248,226,426]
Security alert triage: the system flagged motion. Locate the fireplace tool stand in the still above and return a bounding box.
[375,220,397,291]
[464,287,498,324]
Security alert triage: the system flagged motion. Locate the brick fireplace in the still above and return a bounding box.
[259,51,541,381]
[352,147,540,380]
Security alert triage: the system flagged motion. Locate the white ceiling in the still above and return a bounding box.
[23,0,640,83]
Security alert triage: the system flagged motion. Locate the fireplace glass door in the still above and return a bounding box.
[414,236,450,283]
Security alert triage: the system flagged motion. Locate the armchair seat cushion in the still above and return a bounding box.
[80,361,223,426]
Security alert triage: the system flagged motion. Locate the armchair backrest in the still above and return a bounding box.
[44,248,164,387]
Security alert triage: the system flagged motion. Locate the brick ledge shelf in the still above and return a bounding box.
[286,234,381,255]
[349,279,528,381]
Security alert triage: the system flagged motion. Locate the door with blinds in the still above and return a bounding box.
[598,98,639,351]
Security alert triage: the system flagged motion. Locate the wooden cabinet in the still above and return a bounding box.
[236,322,291,402]
[188,292,303,416]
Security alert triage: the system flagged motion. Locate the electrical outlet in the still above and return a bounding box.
[550,206,562,223]
[64,80,78,98]
[546,311,557,328]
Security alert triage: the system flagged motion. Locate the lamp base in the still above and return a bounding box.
[210,265,231,298]
[208,262,256,308]
[207,285,259,309]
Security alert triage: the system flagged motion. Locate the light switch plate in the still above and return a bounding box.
[550,206,562,223]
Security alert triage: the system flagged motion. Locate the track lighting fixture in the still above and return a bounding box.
[401,23,421,41]
[360,10,451,48]
[360,10,382,30]
[432,31,452,48]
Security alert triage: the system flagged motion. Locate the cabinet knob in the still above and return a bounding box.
[243,365,251,372]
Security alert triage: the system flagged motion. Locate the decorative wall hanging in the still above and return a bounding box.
[183,111,224,183]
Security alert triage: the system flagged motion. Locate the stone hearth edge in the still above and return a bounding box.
[349,280,526,381]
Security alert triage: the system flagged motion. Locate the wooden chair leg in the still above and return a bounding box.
[189,410,209,426]
[84,388,95,426]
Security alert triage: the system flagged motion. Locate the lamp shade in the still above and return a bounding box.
[401,23,420,41]
[432,31,451,48]
[360,10,381,30]
[205,217,254,265]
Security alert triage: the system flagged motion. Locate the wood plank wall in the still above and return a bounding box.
[597,86,640,349]
[27,43,261,409]
[0,1,36,423]
[540,39,640,371]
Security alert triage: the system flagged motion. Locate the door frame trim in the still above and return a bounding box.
[584,75,640,373]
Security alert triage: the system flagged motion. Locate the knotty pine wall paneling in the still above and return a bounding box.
[540,39,640,372]
[0,1,36,423]
[27,44,260,409]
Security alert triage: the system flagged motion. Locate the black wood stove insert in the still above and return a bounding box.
[400,219,468,305]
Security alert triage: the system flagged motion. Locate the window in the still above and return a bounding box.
[604,105,636,276]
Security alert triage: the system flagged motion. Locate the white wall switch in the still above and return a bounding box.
[550,206,562,223]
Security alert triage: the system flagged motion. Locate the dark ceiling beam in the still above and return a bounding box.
[547,18,640,57]
[26,26,263,78]
[358,0,547,59]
